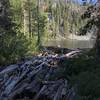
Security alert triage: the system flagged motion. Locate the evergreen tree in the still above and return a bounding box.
[0,0,30,65]
[80,0,100,56]
[0,0,12,31]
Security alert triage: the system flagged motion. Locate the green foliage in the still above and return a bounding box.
[72,71,100,98]
[32,12,47,36]
[0,0,31,65]
[68,56,99,75]
[0,32,30,65]
[10,0,22,25]
[57,51,100,98]
[50,2,87,35]
[28,37,39,53]
[79,5,96,35]
[31,6,47,46]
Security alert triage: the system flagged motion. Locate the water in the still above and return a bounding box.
[42,37,95,49]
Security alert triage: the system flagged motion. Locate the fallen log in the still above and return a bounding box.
[53,83,64,100]
[0,50,81,100]
[0,64,18,75]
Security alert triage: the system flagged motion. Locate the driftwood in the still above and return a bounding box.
[0,50,81,100]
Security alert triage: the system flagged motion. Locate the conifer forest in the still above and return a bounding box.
[0,0,100,99]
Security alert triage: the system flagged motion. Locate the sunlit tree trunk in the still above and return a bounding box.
[22,0,31,38]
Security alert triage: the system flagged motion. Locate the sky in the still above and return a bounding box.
[73,0,97,5]
[53,0,97,5]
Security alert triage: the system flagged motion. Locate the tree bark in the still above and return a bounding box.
[22,0,31,38]
[95,0,100,56]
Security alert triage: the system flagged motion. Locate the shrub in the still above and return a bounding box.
[58,52,100,98]
[0,32,30,65]
[71,71,100,98]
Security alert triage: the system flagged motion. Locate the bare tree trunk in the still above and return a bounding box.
[96,25,100,56]
[95,0,100,56]
[22,0,31,38]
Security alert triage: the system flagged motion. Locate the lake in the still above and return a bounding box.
[42,38,95,49]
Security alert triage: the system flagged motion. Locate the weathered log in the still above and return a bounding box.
[33,85,47,100]
[53,83,64,100]
[66,87,76,100]
[8,83,28,99]
[0,65,18,75]
[42,81,57,85]
[0,50,80,100]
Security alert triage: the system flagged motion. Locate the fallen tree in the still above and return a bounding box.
[0,50,82,100]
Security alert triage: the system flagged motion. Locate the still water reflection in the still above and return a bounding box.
[43,38,95,49]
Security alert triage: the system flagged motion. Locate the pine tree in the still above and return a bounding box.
[0,0,12,31]
[80,0,100,56]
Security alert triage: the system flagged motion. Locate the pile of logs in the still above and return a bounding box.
[0,50,81,100]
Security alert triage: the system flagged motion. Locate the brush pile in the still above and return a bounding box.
[0,50,81,100]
